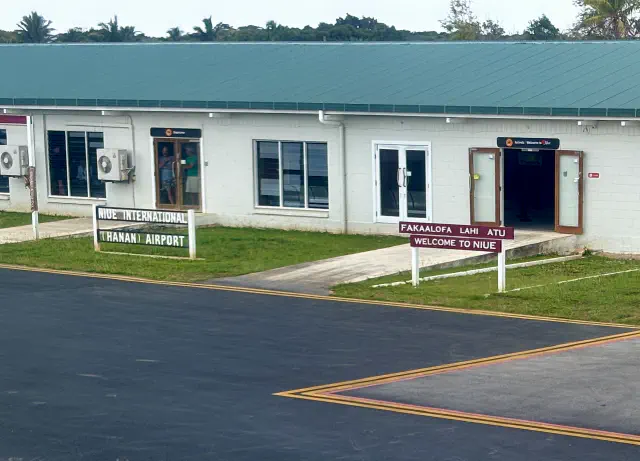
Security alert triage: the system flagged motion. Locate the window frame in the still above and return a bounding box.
[46,130,106,200]
[253,139,329,211]
[0,129,8,195]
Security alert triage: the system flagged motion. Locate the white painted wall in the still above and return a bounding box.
[2,110,640,253]
[0,123,29,211]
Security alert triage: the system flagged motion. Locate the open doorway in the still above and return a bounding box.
[504,148,555,230]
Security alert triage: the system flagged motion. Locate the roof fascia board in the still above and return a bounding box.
[1,105,630,122]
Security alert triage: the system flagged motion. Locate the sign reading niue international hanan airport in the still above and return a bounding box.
[93,206,197,259]
[97,207,188,225]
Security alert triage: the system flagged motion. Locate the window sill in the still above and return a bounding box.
[0,194,9,201]
[253,207,329,218]
[48,196,107,206]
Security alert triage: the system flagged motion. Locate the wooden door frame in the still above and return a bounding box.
[176,139,202,211]
[555,150,584,234]
[469,147,501,227]
[153,138,180,210]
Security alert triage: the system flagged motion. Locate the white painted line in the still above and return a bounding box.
[372,255,583,288]
[500,268,640,294]
[135,359,160,363]
[77,373,105,379]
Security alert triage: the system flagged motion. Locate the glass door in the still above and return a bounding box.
[154,139,201,211]
[469,148,501,226]
[376,144,431,223]
[555,150,583,234]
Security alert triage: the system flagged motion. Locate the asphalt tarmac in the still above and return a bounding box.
[0,267,637,460]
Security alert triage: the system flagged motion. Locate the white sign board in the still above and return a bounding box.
[93,206,196,259]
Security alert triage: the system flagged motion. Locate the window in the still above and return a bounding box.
[255,140,328,210]
[48,130,106,198]
[0,129,7,193]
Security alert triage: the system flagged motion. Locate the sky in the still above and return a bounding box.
[2,0,580,36]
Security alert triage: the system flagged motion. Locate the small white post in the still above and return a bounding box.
[498,246,506,293]
[92,204,100,252]
[411,246,420,287]
[188,209,196,260]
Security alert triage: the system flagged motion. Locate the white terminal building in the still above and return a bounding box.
[0,41,639,253]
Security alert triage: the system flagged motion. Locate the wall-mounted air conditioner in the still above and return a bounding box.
[97,148,131,182]
[0,145,28,177]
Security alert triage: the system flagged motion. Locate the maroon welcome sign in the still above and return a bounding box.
[410,235,502,253]
[399,221,514,240]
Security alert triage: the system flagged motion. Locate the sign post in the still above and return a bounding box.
[93,206,197,259]
[188,210,196,260]
[399,222,514,292]
[411,247,420,287]
[25,115,39,240]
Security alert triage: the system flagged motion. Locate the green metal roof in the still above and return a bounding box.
[2,41,640,117]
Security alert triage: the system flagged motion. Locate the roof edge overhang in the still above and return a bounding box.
[1,103,636,122]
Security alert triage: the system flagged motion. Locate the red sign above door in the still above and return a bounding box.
[399,221,515,240]
[0,115,27,125]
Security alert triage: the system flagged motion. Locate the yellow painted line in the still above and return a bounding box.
[277,330,640,395]
[275,331,640,446]
[0,263,636,329]
[288,393,640,446]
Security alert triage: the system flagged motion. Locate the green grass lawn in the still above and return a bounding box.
[333,256,640,325]
[0,226,404,282]
[0,211,69,229]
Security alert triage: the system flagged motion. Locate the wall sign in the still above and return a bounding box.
[497,137,560,150]
[150,128,202,138]
[93,205,197,259]
[0,115,27,125]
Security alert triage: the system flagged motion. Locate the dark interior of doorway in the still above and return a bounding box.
[504,148,555,230]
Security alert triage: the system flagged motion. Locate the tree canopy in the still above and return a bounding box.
[4,3,640,45]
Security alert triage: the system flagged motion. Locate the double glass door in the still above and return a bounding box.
[376,144,431,223]
[154,139,201,210]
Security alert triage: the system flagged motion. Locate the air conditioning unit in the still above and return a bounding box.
[0,145,28,177]
[97,148,130,182]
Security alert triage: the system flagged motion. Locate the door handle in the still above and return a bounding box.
[403,168,407,187]
[397,168,402,187]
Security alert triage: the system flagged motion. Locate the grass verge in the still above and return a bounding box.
[333,255,640,325]
[0,211,69,229]
[0,226,404,282]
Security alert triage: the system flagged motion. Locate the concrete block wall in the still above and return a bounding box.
[2,110,640,253]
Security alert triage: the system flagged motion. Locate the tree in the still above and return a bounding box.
[440,0,481,40]
[97,16,141,42]
[56,27,90,43]
[481,19,505,40]
[0,30,18,43]
[16,11,54,43]
[193,17,216,41]
[166,27,184,41]
[525,15,561,40]
[573,0,640,39]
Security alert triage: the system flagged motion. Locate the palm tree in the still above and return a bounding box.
[575,0,640,38]
[166,27,183,41]
[97,16,141,42]
[16,11,54,43]
[56,27,88,43]
[193,17,216,41]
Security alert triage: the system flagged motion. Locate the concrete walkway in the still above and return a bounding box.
[213,230,579,295]
[0,217,132,244]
